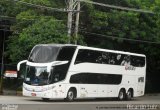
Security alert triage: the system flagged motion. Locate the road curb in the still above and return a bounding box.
[145,94,160,96]
[2,90,16,95]
[2,90,22,96]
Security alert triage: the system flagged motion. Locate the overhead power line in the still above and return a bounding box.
[0,16,16,20]
[0,15,65,22]
[0,63,16,66]
[13,0,80,12]
[13,0,66,12]
[78,0,154,14]
[0,29,13,32]
[81,31,160,44]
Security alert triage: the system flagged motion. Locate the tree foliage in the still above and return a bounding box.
[80,0,160,47]
[7,17,68,62]
[1,0,69,62]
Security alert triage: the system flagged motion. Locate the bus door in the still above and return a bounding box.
[137,76,145,95]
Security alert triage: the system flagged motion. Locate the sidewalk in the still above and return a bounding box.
[145,93,160,96]
[2,89,22,96]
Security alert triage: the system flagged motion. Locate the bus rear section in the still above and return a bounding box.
[66,47,146,101]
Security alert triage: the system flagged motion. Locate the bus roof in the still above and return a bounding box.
[35,44,146,57]
[77,45,146,57]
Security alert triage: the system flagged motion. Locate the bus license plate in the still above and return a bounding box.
[31,93,36,96]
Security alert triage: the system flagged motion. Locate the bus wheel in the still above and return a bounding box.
[118,89,125,101]
[66,88,76,101]
[126,89,132,100]
[42,98,49,101]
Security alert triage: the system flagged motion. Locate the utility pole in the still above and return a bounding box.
[67,0,73,44]
[74,1,80,44]
[0,29,5,94]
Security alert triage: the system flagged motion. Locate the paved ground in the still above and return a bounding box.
[0,94,160,110]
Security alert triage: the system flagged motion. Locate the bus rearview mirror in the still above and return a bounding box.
[17,60,27,71]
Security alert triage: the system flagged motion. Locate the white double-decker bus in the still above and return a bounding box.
[17,44,146,101]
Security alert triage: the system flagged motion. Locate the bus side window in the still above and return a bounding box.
[75,50,86,64]
[131,56,145,67]
[75,50,102,64]
[70,73,86,84]
[121,55,131,66]
[54,74,59,82]
[96,52,109,64]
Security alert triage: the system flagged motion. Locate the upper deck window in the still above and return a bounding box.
[28,45,76,63]
[28,45,60,63]
[75,49,145,67]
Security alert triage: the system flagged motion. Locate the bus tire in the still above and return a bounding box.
[66,88,76,101]
[126,89,132,100]
[118,89,125,101]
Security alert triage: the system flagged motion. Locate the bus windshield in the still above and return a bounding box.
[24,64,69,86]
[24,66,49,86]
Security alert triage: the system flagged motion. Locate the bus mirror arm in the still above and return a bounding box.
[51,61,69,67]
[17,60,27,71]
[47,61,69,72]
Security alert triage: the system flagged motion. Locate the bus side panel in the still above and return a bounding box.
[121,75,137,96]
[51,83,67,98]
[98,85,119,98]
[121,74,145,97]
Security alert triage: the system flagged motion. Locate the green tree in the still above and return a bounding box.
[7,17,68,62]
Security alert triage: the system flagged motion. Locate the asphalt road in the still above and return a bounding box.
[0,94,160,110]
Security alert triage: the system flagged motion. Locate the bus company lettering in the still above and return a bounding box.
[125,65,136,71]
